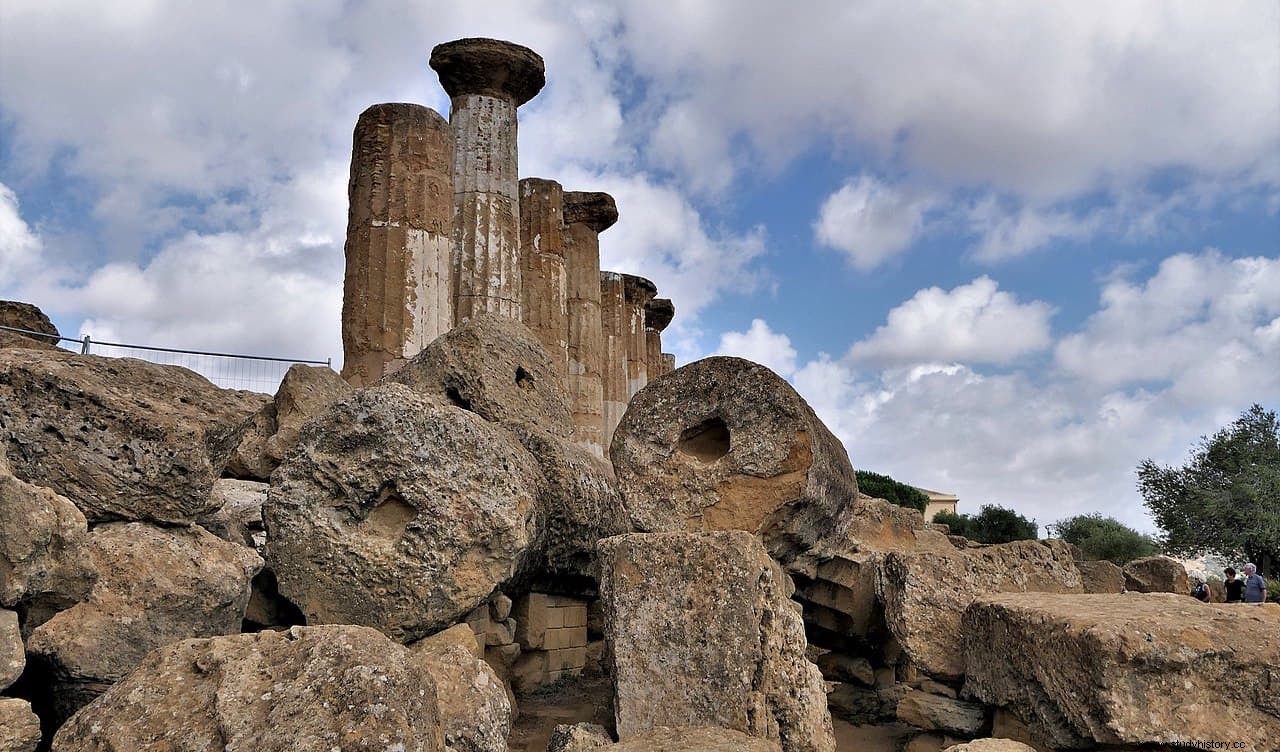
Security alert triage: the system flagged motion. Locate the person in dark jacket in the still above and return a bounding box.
[1224,567,1244,603]
[1191,576,1211,602]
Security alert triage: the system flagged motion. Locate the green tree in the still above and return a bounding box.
[934,504,1038,544]
[1138,403,1280,577]
[855,470,928,512]
[1048,513,1159,564]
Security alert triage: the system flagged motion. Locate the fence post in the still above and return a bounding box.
[80,335,91,355]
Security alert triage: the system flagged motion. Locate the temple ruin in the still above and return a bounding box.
[342,37,674,455]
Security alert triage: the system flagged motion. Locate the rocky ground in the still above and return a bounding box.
[2,301,1277,752]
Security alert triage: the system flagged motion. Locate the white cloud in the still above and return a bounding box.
[0,183,41,280]
[1056,251,1280,402]
[848,276,1055,366]
[714,319,797,377]
[967,198,1103,262]
[814,176,937,269]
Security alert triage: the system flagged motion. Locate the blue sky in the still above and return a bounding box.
[1,1,1277,534]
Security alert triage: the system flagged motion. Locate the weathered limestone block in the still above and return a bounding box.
[563,191,617,456]
[877,540,1083,680]
[388,313,573,437]
[513,593,588,651]
[894,688,987,736]
[1076,559,1125,594]
[1122,554,1189,594]
[430,38,545,324]
[0,472,95,633]
[0,300,59,350]
[814,652,875,686]
[341,103,454,387]
[0,349,264,523]
[264,383,544,643]
[942,742,1036,752]
[224,402,276,480]
[520,177,569,376]
[52,625,445,752]
[264,364,351,460]
[826,683,904,726]
[622,274,656,399]
[0,698,40,752]
[963,593,1280,748]
[611,727,782,752]
[609,356,859,567]
[600,531,835,752]
[643,298,674,383]
[1,609,21,690]
[412,624,511,752]
[197,478,267,550]
[28,522,262,721]
[548,723,612,751]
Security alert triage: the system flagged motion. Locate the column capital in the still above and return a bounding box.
[429,38,546,106]
[622,274,657,305]
[564,191,619,232]
[644,298,675,332]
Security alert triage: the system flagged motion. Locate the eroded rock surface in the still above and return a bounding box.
[28,522,261,720]
[611,727,781,752]
[0,349,264,523]
[1,608,21,689]
[548,723,612,751]
[411,624,511,752]
[600,531,834,752]
[1076,559,1125,594]
[610,356,858,567]
[227,364,350,480]
[962,593,1280,748]
[197,478,267,550]
[1121,555,1189,594]
[0,698,41,752]
[264,383,543,642]
[52,625,445,752]
[0,300,59,351]
[877,540,1083,680]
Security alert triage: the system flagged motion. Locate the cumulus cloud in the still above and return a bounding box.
[0,183,41,280]
[814,176,938,269]
[848,276,1055,366]
[714,318,798,377]
[1056,251,1280,402]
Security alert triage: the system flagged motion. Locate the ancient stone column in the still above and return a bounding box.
[563,192,617,456]
[518,178,568,377]
[600,271,628,451]
[429,38,545,324]
[621,275,657,399]
[661,353,676,376]
[341,103,454,387]
[644,298,674,383]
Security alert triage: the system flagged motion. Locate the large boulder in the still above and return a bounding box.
[197,478,267,550]
[962,593,1280,748]
[1076,559,1125,594]
[942,742,1035,752]
[1122,555,1189,594]
[548,723,612,751]
[610,727,782,751]
[411,624,512,752]
[52,625,445,751]
[387,313,573,437]
[0,472,95,633]
[264,383,544,643]
[877,540,1083,680]
[0,300,59,350]
[0,698,41,752]
[227,364,351,480]
[600,531,834,752]
[0,349,265,523]
[609,357,858,567]
[1,608,21,689]
[28,522,261,720]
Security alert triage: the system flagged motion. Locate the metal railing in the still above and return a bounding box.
[0,323,330,394]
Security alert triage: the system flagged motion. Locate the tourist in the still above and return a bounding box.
[1243,563,1268,603]
[1190,576,1211,602]
[1224,567,1244,602]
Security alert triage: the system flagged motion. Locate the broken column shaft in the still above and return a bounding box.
[518,178,568,378]
[661,353,676,376]
[600,271,628,451]
[644,298,674,384]
[622,274,657,399]
[429,38,545,324]
[341,103,454,387]
[563,191,617,457]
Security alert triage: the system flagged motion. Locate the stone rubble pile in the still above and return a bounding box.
[0,33,1275,752]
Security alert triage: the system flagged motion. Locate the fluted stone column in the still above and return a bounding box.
[622,274,657,398]
[341,103,454,387]
[519,178,568,377]
[563,192,618,456]
[644,297,674,384]
[661,353,676,376]
[429,38,545,324]
[600,271,628,451]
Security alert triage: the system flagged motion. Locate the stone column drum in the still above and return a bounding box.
[341,103,454,387]
[621,274,657,399]
[519,178,568,377]
[429,38,545,324]
[563,192,618,457]
[600,271,628,451]
[644,298,674,382]
[661,353,676,376]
